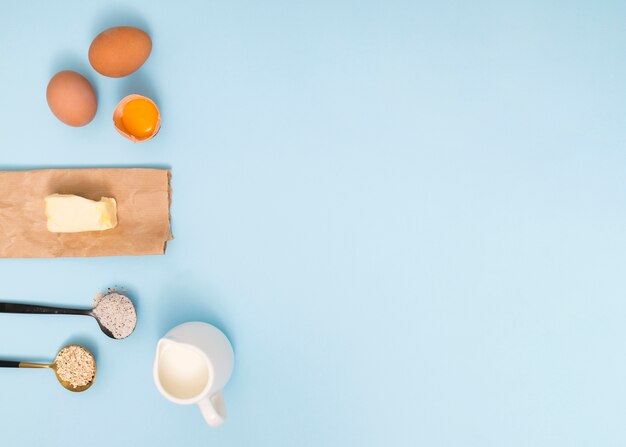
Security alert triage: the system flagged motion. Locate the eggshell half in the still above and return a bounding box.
[113,94,161,142]
[46,70,97,127]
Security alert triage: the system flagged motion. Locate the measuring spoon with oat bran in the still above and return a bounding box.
[0,344,96,392]
[0,291,137,339]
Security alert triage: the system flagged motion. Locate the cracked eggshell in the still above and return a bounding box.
[113,94,161,143]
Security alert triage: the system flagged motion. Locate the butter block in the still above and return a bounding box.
[45,194,118,233]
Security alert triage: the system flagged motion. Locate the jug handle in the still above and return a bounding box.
[198,391,227,427]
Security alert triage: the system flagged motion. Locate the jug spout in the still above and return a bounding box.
[157,337,176,354]
[156,337,175,359]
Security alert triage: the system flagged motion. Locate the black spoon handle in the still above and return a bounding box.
[0,302,89,316]
[0,360,20,368]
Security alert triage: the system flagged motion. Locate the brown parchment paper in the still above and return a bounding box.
[0,168,172,258]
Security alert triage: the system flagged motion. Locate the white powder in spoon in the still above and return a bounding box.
[92,292,137,339]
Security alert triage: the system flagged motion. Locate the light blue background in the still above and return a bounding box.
[1,1,625,446]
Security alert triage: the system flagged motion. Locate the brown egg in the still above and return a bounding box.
[89,26,152,78]
[46,71,97,127]
[113,94,161,142]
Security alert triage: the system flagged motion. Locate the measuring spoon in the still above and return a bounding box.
[0,344,96,392]
[0,292,137,339]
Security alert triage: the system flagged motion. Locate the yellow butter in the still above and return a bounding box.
[45,194,118,233]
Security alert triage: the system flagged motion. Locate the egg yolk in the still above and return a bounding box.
[121,99,159,139]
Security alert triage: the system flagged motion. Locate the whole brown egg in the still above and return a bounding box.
[89,26,152,78]
[46,70,97,127]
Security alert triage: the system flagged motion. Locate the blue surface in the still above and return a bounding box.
[1,1,626,445]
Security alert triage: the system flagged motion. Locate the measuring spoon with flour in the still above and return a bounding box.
[0,292,137,339]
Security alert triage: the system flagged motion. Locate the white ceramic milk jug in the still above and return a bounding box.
[153,322,234,426]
